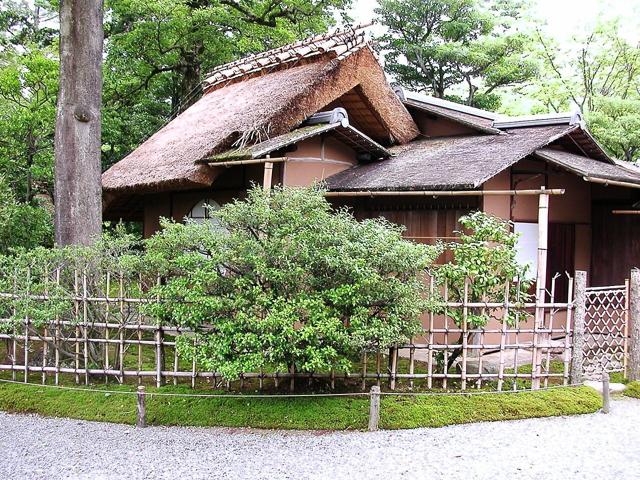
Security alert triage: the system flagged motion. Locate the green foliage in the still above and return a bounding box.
[143,186,438,380]
[587,96,640,162]
[0,176,52,255]
[0,380,602,430]
[624,382,640,399]
[431,211,532,327]
[375,0,537,109]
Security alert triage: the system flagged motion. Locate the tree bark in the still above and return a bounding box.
[54,0,104,246]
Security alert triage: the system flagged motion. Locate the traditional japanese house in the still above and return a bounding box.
[103,26,640,292]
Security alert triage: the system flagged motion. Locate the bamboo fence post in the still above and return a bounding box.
[408,346,415,391]
[461,278,469,390]
[137,385,146,427]
[11,268,17,381]
[105,272,111,384]
[570,271,587,385]
[368,385,380,432]
[82,270,89,385]
[602,371,610,414]
[191,336,197,389]
[118,272,125,384]
[563,275,574,386]
[54,268,61,385]
[155,326,164,388]
[42,266,49,385]
[23,266,31,383]
[74,270,80,384]
[532,189,549,389]
[361,352,367,391]
[497,282,509,391]
[544,276,558,388]
[262,154,274,192]
[623,278,630,378]
[629,268,640,382]
[389,346,398,390]
[443,280,449,390]
[427,276,434,389]
[375,350,381,387]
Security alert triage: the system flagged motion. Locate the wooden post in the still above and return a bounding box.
[368,385,381,432]
[389,346,397,390]
[602,371,610,414]
[262,155,273,192]
[570,271,587,385]
[532,189,549,389]
[629,268,640,382]
[136,385,146,428]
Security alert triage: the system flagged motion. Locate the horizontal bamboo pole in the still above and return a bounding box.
[612,210,640,215]
[584,176,640,190]
[199,157,289,166]
[325,188,565,198]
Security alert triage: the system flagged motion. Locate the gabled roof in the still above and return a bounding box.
[534,149,640,187]
[325,125,577,191]
[205,121,390,162]
[102,28,418,195]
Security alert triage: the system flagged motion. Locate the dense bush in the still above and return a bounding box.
[144,186,440,379]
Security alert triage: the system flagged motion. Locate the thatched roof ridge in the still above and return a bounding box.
[102,46,418,194]
[325,124,577,191]
[535,148,640,186]
[204,25,369,91]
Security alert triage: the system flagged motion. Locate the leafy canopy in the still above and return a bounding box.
[375,0,537,110]
[143,186,439,379]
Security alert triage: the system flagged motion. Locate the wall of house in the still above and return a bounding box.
[282,136,357,186]
[409,109,479,137]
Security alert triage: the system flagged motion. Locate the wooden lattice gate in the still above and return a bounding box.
[583,282,630,379]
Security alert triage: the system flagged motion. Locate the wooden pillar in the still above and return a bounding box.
[262,155,273,192]
[629,269,640,381]
[570,271,587,384]
[368,385,380,431]
[532,190,549,389]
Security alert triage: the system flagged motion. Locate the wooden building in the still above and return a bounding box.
[103,26,640,288]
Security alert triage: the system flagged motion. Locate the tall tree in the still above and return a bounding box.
[54,1,104,245]
[375,0,537,110]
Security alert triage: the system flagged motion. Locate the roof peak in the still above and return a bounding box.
[203,24,371,90]
[400,91,500,121]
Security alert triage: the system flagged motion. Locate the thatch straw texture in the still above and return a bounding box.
[325,125,577,191]
[404,99,501,135]
[102,47,417,194]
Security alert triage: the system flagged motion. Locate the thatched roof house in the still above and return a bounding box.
[103,26,640,288]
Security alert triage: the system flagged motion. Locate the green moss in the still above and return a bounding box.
[624,381,640,399]
[0,381,601,430]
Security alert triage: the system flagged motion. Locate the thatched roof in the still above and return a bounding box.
[403,98,502,135]
[206,122,390,162]
[102,29,418,195]
[325,124,578,191]
[535,148,640,186]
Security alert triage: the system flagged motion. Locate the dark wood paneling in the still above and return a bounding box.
[592,205,640,286]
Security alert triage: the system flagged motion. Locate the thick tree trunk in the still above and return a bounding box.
[54,0,104,246]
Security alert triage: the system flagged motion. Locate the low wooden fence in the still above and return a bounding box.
[0,268,593,392]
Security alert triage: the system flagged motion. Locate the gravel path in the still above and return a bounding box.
[1,399,639,480]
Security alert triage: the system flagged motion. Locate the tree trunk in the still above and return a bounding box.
[54,0,104,246]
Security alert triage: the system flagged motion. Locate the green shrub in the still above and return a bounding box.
[143,185,441,380]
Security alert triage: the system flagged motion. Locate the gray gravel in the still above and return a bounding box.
[1,399,640,480]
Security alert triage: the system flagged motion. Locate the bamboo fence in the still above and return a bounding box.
[0,267,599,392]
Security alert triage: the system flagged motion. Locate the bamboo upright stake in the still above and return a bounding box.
[544,275,558,388]
[42,266,49,385]
[427,276,435,389]
[571,271,587,384]
[262,154,274,192]
[408,346,415,391]
[361,352,367,391]
[461,278,469,390]
[105,272,111,383]
[11,268,17,381]
[563,275,574,386]
[23,267,30,383]
[602,372,611,414]
[389,346,398,390]
[497,282,509,391]
[628,269,640,382]
[443,280,449,390]
[54,268,61,385]
[532,189,549,389]
[136,385,146,427]
[82,270,89,385]
[74,270,80,384]
[368,385,381,432]
[118,272,125,384]
[623,278,630,378]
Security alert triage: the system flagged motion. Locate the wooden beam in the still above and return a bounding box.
[200,157,289,167]
[263,155,274,193]
[324,189,565,197]
[532,188,550,390]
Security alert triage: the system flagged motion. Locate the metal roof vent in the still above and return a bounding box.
[391,83,405,101]
[305,108,349,127]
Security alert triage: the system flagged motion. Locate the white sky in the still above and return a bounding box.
[348,0,640,42]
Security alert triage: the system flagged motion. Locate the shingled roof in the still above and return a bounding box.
[102,27,418,195]
[325,125,579,191]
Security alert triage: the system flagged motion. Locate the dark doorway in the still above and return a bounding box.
[547,223,575,301]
